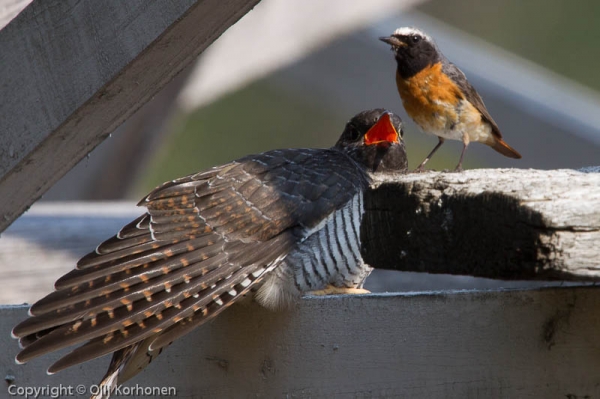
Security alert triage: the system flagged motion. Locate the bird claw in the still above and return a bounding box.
[412,166,430,173]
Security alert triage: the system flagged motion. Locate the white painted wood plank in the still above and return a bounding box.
[0,202,140,304]
[2,287,599,398]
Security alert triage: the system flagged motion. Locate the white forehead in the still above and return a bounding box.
[393,27,432,41]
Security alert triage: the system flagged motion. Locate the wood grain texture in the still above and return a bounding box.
[364,168,600,280]
[0,0,261,233]
[2,286,600,398]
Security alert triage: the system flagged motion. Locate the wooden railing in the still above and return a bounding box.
[2,286,600,398]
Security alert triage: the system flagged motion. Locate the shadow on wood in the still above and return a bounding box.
[363,168,600,280]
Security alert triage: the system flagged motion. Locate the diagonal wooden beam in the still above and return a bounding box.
[0,0,261,233]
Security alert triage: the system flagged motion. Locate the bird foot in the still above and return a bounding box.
[308,286,371,296]
[412,166,432,173]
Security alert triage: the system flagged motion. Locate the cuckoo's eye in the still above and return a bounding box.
[348,126,361,141]
[346,126,360,141]
[412,35,421,43]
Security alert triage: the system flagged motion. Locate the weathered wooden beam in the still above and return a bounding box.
[1,169,598,305]
[2,286,600,398]
[363,168,600,280]
[0,0,261,233]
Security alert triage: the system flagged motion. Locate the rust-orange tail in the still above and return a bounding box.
[491,138,522,159]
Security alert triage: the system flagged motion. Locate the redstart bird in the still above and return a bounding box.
[380,27,521,171]
[12,109,406,398]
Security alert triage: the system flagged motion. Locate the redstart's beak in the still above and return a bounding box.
[379,36,406,48]
[364,112,400,146]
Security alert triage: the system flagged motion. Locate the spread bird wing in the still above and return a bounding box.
[13,147,367,374]
[441,61,503,140]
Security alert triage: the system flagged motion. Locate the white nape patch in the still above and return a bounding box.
[393,26,432,42]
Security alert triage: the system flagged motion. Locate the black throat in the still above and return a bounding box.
[394,47,440,79]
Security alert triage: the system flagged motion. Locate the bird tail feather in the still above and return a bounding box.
[90,365,119,399]
[491,138,522,159]
[90,339,163,399]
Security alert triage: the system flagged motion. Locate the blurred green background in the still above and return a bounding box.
[139,81,345,193]
[419,0,600,91]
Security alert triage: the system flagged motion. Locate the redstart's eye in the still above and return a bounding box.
[412,35,420,43]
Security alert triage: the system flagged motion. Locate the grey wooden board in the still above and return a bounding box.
[0,0,261,233]
[0,202,570,306]
[3,286,600,398]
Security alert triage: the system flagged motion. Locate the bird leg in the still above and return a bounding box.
[309,285,371,296]
[454,137,470,172]
[415,137,445,172]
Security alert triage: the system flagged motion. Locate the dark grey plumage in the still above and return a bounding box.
[12,109,406,397]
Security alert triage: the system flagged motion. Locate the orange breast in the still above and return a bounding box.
[395,62,463,132]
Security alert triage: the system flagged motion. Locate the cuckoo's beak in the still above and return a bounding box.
[364,112,400,146]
